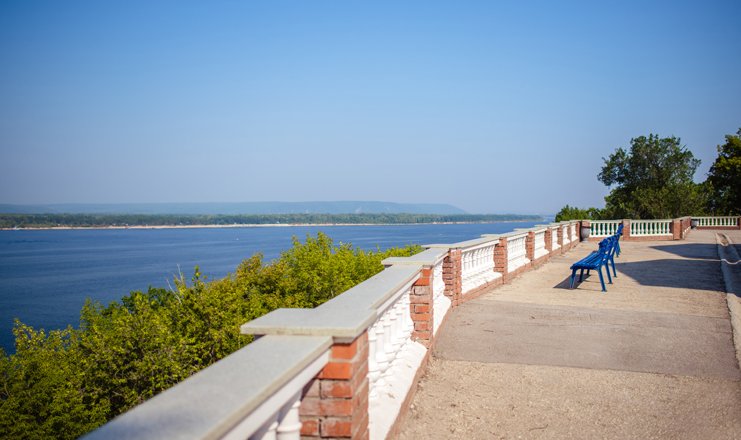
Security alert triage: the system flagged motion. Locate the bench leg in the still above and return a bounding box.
[570,269,577,288]
[605,263,612,284]
[610,257,617,277]
[598,267,606,292]
[579,268,584,282]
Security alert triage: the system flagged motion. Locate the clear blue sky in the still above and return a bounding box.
[1,1,739,214]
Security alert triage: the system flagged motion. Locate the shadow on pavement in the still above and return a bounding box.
[552,241,724,292]
[614,258,722,291]
[650,242,720,261]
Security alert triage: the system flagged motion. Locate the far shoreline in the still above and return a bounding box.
[0,219,547,231]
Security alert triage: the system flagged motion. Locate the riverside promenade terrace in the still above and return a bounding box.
[85,217,741,440]
[397,228,741,439]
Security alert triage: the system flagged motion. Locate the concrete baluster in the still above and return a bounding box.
[367,324,379,399]
[276,398,301,440]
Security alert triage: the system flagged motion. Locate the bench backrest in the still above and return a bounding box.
[598,236,616,262]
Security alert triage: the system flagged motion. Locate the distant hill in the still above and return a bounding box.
[0,201,468,215]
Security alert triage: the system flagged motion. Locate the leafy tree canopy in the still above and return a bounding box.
[706,128,741,215]
[598,134,703,219]
[554,205,603,222]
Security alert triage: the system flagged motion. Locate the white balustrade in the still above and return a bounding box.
[694,216,739,227]
[590,220,620,237]
[461,242,500,294]
[561,225,570,245]
[368,281,427,440]
[550,226,560,250]
[507,234,529,272]
[432,260,450,335]
[533,229,547,259]
[570,223,578,242]
[85,335,330,440]
[630,219,672,236]
[246,396,302,440]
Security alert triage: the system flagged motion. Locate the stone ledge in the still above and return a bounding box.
[83,335,331,440]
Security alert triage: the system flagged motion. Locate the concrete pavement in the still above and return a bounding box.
[396,230,741,439]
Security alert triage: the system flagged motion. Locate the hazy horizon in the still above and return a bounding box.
[0,200,554,216]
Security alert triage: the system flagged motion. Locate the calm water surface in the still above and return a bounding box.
[0,222,541,352]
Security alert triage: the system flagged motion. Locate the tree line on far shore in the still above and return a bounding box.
[0,233,421,439]
[0,213,543,229]
[556,128,741,221]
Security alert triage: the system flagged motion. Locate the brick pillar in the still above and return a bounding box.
[622,219,631,240]
[443,250,462,307]
[556,227,564,254]
[494,237,508,279]
[526,231,535,261]
[410,269,433,348]
[544,228,552,253]
[580,220,590,243]
[671,218,681,240]
[300,334,369,439]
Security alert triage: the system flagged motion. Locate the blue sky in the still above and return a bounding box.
[1,1,739,214]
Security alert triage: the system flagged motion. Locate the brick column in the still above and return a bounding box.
[671,218,681,240]
[443,250,461,307]
[544,228,552,253]
[556,227,564,254]
[580,220,590,243]
[526,231,535,262]
[410,269,433,348]
[494,237,508,280]
[622,219,631,240]
[301,334,369,439]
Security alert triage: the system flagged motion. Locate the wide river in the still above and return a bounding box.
[0,221,543,353]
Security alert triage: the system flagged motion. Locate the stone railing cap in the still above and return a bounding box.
[241,265,420,342]
[241,307,375,342]
[382,248,447,266]
[83,335,331,440]
[495,230,530,239]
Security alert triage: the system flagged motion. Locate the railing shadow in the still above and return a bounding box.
[614,258,723,291]
[552,241,724,292]
[650,242,720,261]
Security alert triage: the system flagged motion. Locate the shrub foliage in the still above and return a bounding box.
[0,233,421,439]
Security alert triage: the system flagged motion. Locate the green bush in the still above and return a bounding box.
[0,233,421,439]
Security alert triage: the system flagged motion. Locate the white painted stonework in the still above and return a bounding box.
[507,234,530,272]
[534,230,548,259]
[432,260,450,335]
[367,284,428,440]
[461,243,500,294]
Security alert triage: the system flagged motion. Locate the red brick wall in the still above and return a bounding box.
[410,269,433,347]
[301,334,369,439]
[442,250,461,307]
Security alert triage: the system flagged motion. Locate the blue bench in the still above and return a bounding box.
[614,223,623,257]
[569,236,617,292]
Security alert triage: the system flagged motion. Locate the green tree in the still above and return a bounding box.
[706,128,741,215]
[554,205,603,222]
[598,134,704,219]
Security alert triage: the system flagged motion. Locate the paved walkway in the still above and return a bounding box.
[396,230,741,440]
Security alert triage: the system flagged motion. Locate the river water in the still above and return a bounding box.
[0,221,543,353]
